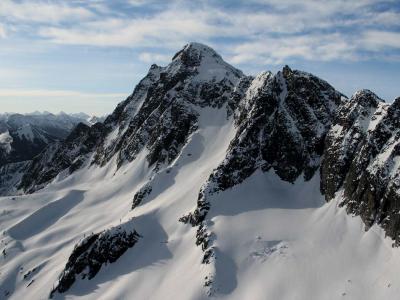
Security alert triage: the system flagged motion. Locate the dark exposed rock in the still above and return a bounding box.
[0,161,29,196]
[179,186,210,227]
[131,184,152,210]
[215,66,343,191]
[321,90,385,200]
[342,98,400,244]
[23,265,41,280]
[50,221,141,297]
[182,66,344,228]
[321,91,400,245]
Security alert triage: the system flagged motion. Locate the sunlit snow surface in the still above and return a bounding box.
[0,131,13,153]
[1,105,400,300]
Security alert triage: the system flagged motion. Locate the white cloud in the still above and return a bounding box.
[138,52,171,64]
[0,0,94,23]
[247,0,393,16]
[0,24,6,38]
[38,8,218,48]
[229,34,357,65]
[127,0,152,6]
[361,31,400,50]
[3,0,400,65]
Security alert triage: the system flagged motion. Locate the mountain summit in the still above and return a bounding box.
[1,43,400,300]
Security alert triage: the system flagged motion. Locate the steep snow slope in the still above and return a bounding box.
[1,43,400,300]
[0,104,237,299]
[2,158,400,299]
[193,171,400,299]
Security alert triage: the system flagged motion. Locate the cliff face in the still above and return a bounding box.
[322,90,400,245]
[181,65,344,227]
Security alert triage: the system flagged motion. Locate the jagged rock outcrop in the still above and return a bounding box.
[322,91,400,245]
[131,183,152,210]
[0,161,29,195]
[181,66,344,226]
[321,90,388,200]
[50,221,141,297]
[94,43,244,169]
[177,65,345,295]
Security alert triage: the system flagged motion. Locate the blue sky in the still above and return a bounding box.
[0,0,399,115]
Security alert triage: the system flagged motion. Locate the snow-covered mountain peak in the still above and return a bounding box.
[87,115,106,125]
[247,71,272,94]
[172,42,223,66]
[390,96,400,111]
[167,42,243,84]
[110,43,245,129]
[281,64,292,76]
[16,44,248,192]
[351,89,384,107]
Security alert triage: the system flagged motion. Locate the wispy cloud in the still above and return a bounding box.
[38,8,218,48]
[229,33,358,65]
[0,0,94,23]
[0,24,6,38]
[127,0,154,7]
[19,0,398,64]
[361,31,400,50]
[138,52,171,64]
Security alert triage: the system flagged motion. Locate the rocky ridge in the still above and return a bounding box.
[321,90,400,245]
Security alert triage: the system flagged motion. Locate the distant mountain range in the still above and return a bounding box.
[0,112,106,195]
[0,112,105,167]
